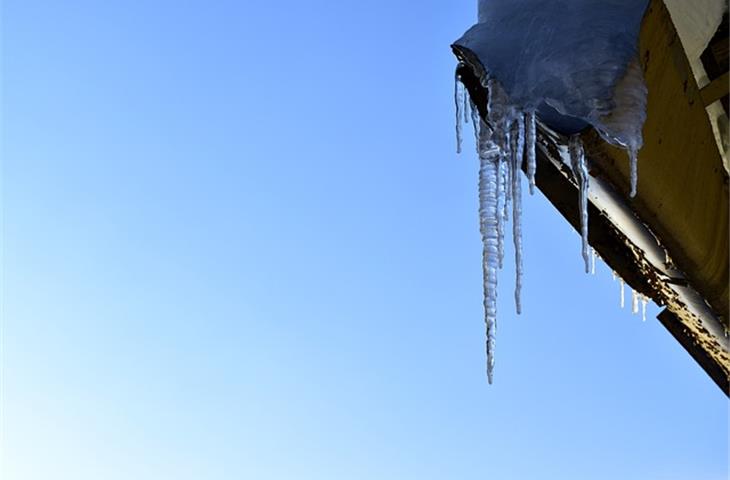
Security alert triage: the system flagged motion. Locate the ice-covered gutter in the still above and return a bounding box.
[453,0,651,384]
[452,0,729,392]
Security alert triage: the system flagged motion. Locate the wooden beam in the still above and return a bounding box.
[699,71,729,106]
[586,0,729,324]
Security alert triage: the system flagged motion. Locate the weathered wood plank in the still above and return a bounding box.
[586,0,729,324]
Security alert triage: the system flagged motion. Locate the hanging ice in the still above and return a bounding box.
[470,99,481,152]
[511,116,525,314]
[452,0,651,382]
[641,295,648,321]
[620,278,625,309]
[464,87,471,124]
[569,135,591,273]
[477,121,501,384]
[590,248,597,275]
[496,157,506,268]
[631,289,639,314]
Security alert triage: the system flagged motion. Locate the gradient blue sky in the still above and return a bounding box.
[1,1,728,479]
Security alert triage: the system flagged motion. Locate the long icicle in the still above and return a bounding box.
[525,110,537,195]
[478,121,500,384]
[511,115,525,314]
[569,135,591,273]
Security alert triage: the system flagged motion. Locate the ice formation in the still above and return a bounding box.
[461,77,538,383]
[454,0,650,382]
[631,288,639,314]
[569,135,590,273]
[454,0,648,383]
[455,74,463,154]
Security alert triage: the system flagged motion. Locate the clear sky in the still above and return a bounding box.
[1,1,727,479]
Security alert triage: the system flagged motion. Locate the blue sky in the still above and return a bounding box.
[1,1,727,479]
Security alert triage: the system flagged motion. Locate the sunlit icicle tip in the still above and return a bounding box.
[591,248,597,275]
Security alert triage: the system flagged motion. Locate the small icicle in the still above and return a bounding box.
[464,87,470,124]
[470,99,480,152]
[569,135,590,273]
[590,248,597,275]
[620,279,625,308]
[525,110,537,195]
[631,289,639,314]
[612,270,617,281]
[511,116,525,314]
[629,148,638,197]
[455,72,463,154]
[502,128,512,223]
[641,296,648,322]
[478,121,501,384]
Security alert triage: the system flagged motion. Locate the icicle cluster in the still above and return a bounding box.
[456,72,540,383]
[455,68,644,382]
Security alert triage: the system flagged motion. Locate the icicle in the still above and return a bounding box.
[612,270,617,281]
[496,156,505,269]
[477,122,501,384]
[569,135,590,273]
[620,278,625,308]
[641,295,648,322]
[455,71,463,154]
[629,148,638,197]
[525,110,537,195]
[511,116,525,314]
[464,87,470,124]
[590,248,597,275]
[470,99,480,152]
[631,289,639,314]
[502,158,511,222]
